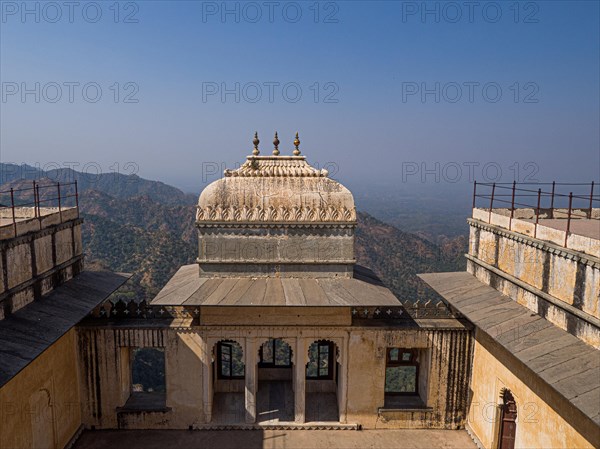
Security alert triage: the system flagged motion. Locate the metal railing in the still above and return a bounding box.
[0,181,79,234]
[472,181,599,247]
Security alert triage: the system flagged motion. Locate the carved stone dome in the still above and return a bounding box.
[196,155,356,224]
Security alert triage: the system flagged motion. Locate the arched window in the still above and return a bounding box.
[306,341,334,379]
[259,339,292,367]
[216,341,244,379]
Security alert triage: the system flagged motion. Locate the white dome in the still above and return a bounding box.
[197,156,356,223]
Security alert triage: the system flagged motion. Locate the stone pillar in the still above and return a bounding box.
[201,338,213,423]
[245,337,257,424]
[294,337,306,423]
[338,336,349,423]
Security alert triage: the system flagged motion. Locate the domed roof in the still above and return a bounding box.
[196,154,356,224]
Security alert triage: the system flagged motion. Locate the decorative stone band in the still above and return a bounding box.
[224,156,328,178]
[196,224,355,233]
[88,299,199,321]
[468,218,600,268]
[85,300,456,322]
[351,303,456,320]
[196,204,356,223]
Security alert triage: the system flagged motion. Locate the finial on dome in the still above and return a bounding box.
[252,131,260,156]
[273,131,280,156]
[293,132,301,156]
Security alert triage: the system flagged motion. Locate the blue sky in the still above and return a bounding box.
[1,0,598,193]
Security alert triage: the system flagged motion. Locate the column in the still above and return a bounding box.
[245,337,257,424]
[338,336,349,423]
[201,338,213,423]
[294,337,306,423]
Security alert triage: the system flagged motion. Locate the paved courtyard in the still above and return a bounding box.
[73,429,477,449]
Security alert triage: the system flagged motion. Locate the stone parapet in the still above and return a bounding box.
[467,217,600,347]
[0,211,84,319]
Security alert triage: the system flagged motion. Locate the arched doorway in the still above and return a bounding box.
[256,338,294,423]
[211,340,245,424]
[498,388,517,449]
[305,340,340,422]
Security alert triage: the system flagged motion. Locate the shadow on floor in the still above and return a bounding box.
[306,392,339,422]
[73,429,478,449]
[257,380,295,423]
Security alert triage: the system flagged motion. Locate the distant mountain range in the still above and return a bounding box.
[0,163,195,205]
[0,164,467,304]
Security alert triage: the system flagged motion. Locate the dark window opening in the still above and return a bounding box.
[259,339,292,367]
[385,348,418,395]
[498,388,517,449]
[217,341,245,379]
[307,341,334,379]
[131,347,166,393]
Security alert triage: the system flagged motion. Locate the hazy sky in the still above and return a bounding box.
[1,0,598,193]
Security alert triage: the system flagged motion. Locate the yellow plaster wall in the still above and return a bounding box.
[0,329,82,449]
[468,330,597,449]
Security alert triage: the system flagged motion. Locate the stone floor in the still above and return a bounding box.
[256,381,294,423]
[306,392,339,422]
[212,381,340,424]
[524,218,600,240]
[73,429,477,449]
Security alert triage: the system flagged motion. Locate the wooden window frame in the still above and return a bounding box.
[385,348,419,396]
[259,339,292,368]
[217,341,245,380]
[306,341,334,380]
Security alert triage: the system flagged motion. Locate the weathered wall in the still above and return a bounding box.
[467,330,598,449]
[198,226,355,278]
[0,329,82,449]
[468,219,600,347]
[0,213,83,319]
[77,323,471,430]
[78,327,206,430]
[472,208,599,257]
[200,306,352,326]
[349,329,472,429]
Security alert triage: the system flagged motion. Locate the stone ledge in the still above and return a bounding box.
[466,254,600,330]
[468,218,600,267]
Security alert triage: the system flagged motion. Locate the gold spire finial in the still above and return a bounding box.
[273,131,280,156]
[252,131,260,156]
[293,132,301,156]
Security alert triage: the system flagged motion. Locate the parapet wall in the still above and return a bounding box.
[472,207,599,257]
[468,217,600,348]
[0,208,83,319]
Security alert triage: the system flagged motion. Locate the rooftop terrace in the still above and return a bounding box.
[0,180,79,239]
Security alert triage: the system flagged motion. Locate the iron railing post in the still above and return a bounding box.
[509,181,516,230]
[550,181,555,218]
[57,182,62,222]
[75,180,80,218]
[10,187,16,235]
[36,184,41,218]
[488,183,496,223]
[589,181,595,219]
[565,192,573,248]
[33,180,38,218]
[534,188,541,238]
